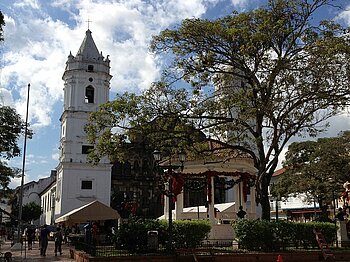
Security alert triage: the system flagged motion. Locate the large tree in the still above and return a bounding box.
[0,105,31,194]
[0,15,32,196]
[10,200,41,224]
[87,0,350,220]
[273,131,350,219]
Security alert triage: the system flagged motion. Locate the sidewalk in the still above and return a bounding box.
[1,240,75,261]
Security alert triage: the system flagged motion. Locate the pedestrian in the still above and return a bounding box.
[54,227,63,256]
[237,205,247,219]
[35,227,40,246]
[26,226,35,250]
[40,224,50,256]
[336,207,346,221]
[84,223,92,244]
[63,225,70,244]
[92,222,99,244]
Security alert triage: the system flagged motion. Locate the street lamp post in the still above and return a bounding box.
[153,150,186,251]
[18,84,30,244]
[329,177,338,248]
[332,189,338,248]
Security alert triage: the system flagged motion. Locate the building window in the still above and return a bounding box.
[123,161,132,176]
[88,65,94,71]
[61,124,65,137]
[111,161,123,179]
[85,86,94,103]
[82,145,94,154]
[81,180,93,190]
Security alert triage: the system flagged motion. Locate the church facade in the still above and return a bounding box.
[41,30,112,225]
[40,29,165,226]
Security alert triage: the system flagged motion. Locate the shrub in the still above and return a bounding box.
[233,219,275,251]
[172,220,211,248]
[115,218,211,252]
[114,217,167,252]
[233,219,336,252]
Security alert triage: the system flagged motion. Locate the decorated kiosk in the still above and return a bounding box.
[156,141,259,242]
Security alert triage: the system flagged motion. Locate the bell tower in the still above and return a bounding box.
[55,29,112,217]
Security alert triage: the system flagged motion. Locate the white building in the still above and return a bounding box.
[270,168,321,221]
[41,29,112,225]
[56,28,112,216]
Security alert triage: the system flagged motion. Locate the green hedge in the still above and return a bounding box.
[171,220,211,248]
[233,219,336,252]
[115,217,211,252]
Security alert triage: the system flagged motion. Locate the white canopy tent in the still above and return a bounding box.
[55,200,120,225]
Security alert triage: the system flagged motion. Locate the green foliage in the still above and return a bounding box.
[88,0,350,221]
[22,202,41,223]
[273,131,350,210]
[114,217,211,252]
[150,0,350,221]
[172,220,211,248]
[85,85,207,164]
[0,106,32,195]
[0,106,27,159]
[10,201,41,224]
[115,218,167,252]
[233,219,336,251]
[233,219,275,251]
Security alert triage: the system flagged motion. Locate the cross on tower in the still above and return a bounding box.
[86,18,92,30]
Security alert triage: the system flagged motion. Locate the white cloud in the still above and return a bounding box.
[2,0,224,127]
[3,0,230,185]
[52,152,59,161]
[336,4,350,26]
[14,0,40,9]
[0,88,13,106]
[231,0,249,7]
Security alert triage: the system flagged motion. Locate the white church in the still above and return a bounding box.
[40,29,112,225]
[18,29,261,230]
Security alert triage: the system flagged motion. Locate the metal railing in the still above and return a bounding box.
[71,237,329,258]
[71,238,237,257]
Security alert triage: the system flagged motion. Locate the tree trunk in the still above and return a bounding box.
[260,176,271,220]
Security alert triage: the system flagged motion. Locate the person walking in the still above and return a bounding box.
[40,224,50,257]
[54,227,63,256]
[26,226,35,250]
[336,207,346,221]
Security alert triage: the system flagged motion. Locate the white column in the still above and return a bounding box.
[249,186,256,218]
[240,182,247,210]
[175,191,184,220]
[164,183,170,220]
[234,183,240,213]
[207,176,216,225]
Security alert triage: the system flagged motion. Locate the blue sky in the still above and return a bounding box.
[1,0,350,188]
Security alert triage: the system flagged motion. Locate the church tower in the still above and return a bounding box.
[55,29,112,217]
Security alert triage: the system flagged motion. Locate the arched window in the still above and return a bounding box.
[85,86,94,103]
[142,159,150,176]
[133,160,140,175]
[123,161,132,176]
[111,161,123,179]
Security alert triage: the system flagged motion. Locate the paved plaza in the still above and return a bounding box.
[1,240,74,261]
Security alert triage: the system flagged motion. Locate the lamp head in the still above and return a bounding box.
[178,149,186,163]
[153,150,161,162]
